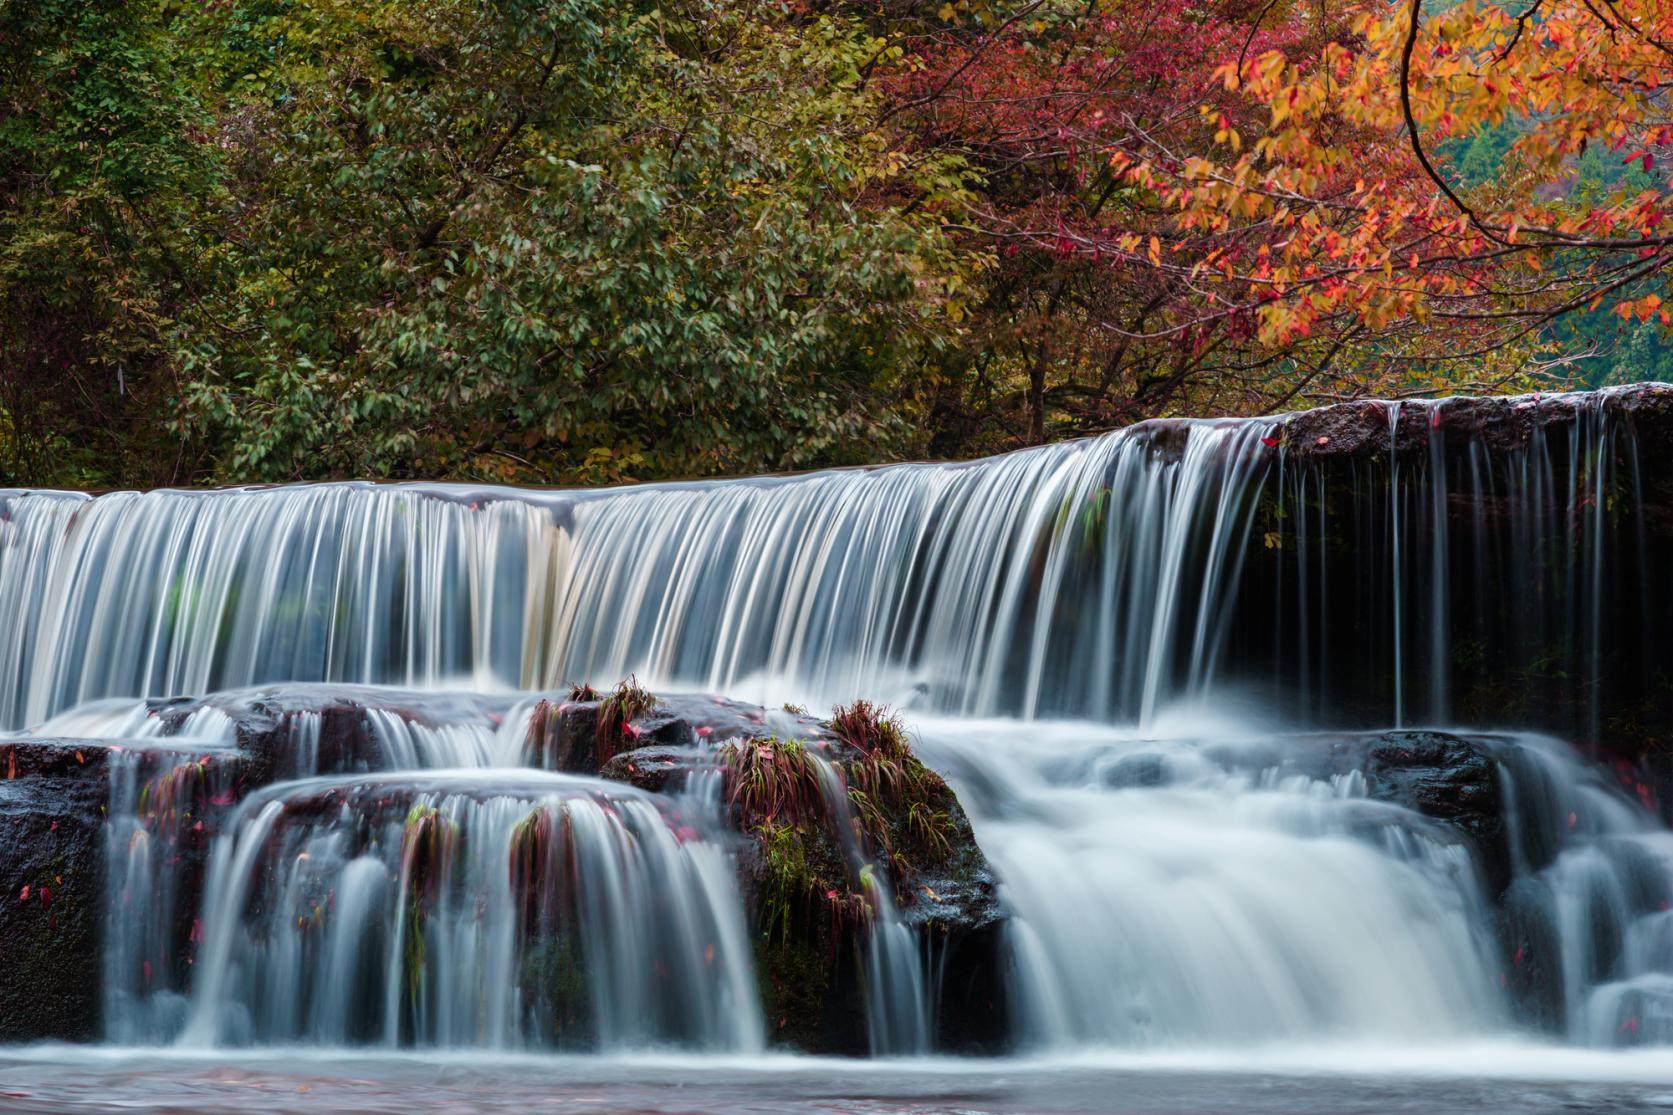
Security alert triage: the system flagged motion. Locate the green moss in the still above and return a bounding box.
[756,914,832,1047]
[403,893,427,1004]
[521,934,593,1047]
[749,819,851,1048]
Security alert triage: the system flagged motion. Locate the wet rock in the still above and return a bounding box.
[1345,730,1511,898]
[910,853,1008,1054]
[1280,382,1673,460]
[598,746,716,794]
[718,708,1008,1055]
[0,740,109,1042]
[525,698,611,773]
[653,694,828,748]
[529,691,825,776]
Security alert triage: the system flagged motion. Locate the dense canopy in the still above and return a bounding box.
[3,0,1670,486]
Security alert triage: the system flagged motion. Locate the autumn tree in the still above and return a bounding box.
[903,1,1673,448]
[884,0,1673,450]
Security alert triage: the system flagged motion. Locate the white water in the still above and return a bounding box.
[175,773,762,1052]
[0,419,1274,730]
[916,717,1494,1047]
[2,386,1670,1065]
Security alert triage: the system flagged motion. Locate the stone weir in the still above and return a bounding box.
[0,684,1004,1054]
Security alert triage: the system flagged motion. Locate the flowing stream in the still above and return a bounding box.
[2,386,1672,1109]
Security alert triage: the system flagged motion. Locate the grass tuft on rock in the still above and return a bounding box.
[596,675,660,752]
[828,701,956,874]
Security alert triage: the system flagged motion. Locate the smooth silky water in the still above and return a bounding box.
[2,387,1671,1111]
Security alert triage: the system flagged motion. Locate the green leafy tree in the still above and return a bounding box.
[170,0,969,483]
[0,0,217,485]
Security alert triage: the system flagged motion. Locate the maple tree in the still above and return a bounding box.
[1204,0,1673,343]
[887,0,1673,447]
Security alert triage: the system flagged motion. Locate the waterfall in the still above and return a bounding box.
[0,421,1278,730]
[177,774,761,1051]
[912,718,1500,1047]
[0,488,560,729]
[4,389,1660,736]
[2,383,1671,1057]
[64,692,767,1052]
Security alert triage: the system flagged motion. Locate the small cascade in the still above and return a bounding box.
[178,774,762,1051]
[32,698,236,746]
[361,704,538,770]
[803,751,931,1056]
[915,719,1499,1047]
[289,710,322,778]
[1491,737,1673,1045]
[103,744,238,1043]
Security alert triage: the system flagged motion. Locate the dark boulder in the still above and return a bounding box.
[1346,730,1512,899]
[1279,382,1673,460]
[715,705,1008,1055]
[0,740,109,1042]
[598,745,717,794]
[524,697,613,773]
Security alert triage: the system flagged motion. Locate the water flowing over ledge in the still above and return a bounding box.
[0,383,1671,1067]
[5,383,1668,739]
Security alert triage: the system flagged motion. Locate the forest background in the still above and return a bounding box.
[4,0,1671,487]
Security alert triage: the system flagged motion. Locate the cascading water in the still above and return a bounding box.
[178,774,761,1051]
[803,749,931,1055]
[0,420,1279,728]
[914,718,1498,1047]
[1,383,1671,1066]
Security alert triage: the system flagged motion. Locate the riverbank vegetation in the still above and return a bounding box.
[4,0,1671,487]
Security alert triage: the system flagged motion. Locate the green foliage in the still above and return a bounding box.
[0,0,218,485]
[165,0,966,483]
[1,0,969,487]
[1440,112,1673,391]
